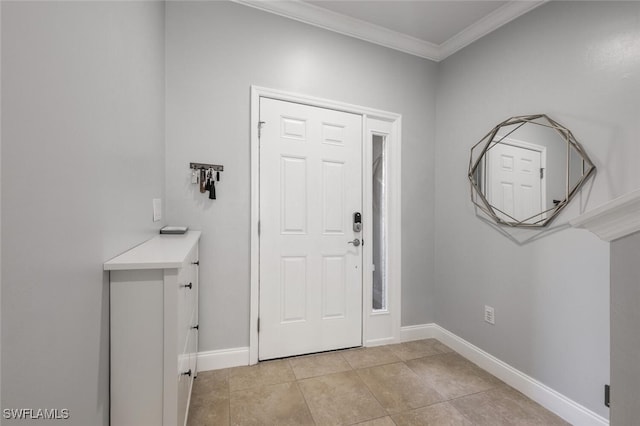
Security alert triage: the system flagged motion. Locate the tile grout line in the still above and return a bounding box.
[294,340,457,424]
[289,358,318,426]
[356,357,450,420]
[370,341,498,422]
[397,351,513,425]
[351,363,390,423]
[349,415,399,426]
[346,366,390,425]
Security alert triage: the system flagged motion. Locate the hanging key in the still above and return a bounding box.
[191,169,198,184]
[199,168,206,193]
[209,179,216,200]
[204,169,211,191]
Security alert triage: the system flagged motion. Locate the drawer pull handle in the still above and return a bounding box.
[191,325,199,330]
[181,282,193,289]
[182,369,192,377]
[192,261,199,265]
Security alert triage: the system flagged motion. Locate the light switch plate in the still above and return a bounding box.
[153,198,162,222]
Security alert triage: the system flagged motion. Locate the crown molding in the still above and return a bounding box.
[231,0,441,60]
[439,1,547,60]
[570,189,640,242]
[232,0,547,62]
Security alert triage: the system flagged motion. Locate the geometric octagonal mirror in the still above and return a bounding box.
[469,114,596,227]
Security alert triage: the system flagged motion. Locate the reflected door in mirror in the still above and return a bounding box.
[485,142,544,224]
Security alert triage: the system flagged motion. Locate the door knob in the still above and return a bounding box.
[347,239,361,247]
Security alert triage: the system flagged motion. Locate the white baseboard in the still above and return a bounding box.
[197,347,249,372]
[399,323,438,342]
[365,336,396,347]
[407,324,608,426]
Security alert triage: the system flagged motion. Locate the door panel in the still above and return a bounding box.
[281,156,307,234]
[259,98,363,360]
[281,256,307,322]
[322,255,346,319]
[487,142,542,223]
[322,160,346,233]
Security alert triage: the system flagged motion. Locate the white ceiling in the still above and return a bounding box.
[233,0,545,61]
[306,1,508,46]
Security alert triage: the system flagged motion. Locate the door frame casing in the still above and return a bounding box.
[362,118,400,346]
[250,86,402,364]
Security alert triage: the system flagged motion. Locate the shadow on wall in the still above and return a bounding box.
[474,213,572,246]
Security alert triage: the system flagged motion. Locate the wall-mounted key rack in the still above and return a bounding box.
[189,162,223,172]
[189,162,223,200]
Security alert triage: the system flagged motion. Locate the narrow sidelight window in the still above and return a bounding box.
[372,134,387,311]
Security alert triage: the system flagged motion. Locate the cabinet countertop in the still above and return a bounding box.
[104,231,201,271]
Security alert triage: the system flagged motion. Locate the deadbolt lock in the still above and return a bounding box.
[353,212,362,232]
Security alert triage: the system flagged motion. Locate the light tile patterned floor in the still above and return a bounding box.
[187,339,570,426]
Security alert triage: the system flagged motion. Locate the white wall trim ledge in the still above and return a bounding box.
[197,324,607,425]
[570,188,640,242]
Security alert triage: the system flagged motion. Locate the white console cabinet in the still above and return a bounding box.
[104,231,201,426]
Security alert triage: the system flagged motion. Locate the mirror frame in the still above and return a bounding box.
[468,114,596,227]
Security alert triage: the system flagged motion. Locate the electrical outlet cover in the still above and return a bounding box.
[484,305,495,325]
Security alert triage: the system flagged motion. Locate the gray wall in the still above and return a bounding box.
[1,2,165,424]
[165,1,438,351]
[435,1,640,418]
[611,231,640,425]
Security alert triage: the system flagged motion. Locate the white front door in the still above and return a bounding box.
[486,142,543,223]
[259,97,363,360]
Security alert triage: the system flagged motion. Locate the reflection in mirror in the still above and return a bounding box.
[468,115,595,227]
